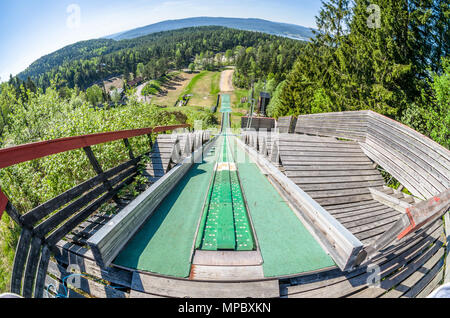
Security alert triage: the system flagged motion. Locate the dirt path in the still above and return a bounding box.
[220,69,234,92]
[135,81,149,102]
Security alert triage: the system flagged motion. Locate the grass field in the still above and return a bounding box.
[181,71,221,107]
[151,69,248,129]
[152,72,197,107]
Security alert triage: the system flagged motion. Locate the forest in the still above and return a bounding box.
[16,27,304,90]
[242,0,449,148]
[0,0,448,293]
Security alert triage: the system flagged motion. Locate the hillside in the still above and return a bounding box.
[17,26,305,89]
[105,17,315,41]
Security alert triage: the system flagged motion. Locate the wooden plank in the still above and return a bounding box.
[46,260,128,298]
[369,187,412,213]
[416,268,445,298]
[360,142,427,199]
[315,194,374,207]
[283,219,443,296]
[291,221,443,296]
[131,272,280,298]
[279,139,360,147]
[236,137,363,272]
[21,157,141,226]
[326,200,382,212]
[368,113,450,179]
[35,165,135,237]
[347,215,401,234]
[54,241,133,288]
[190,265,265,281]
[382,250,445,298]
[404,253,445,298]
[287,224,443,298]
[340,211,400,229]
[330,202,389,215]
[284,164,375,171]
[129,289,165,298]
[279,145,363,152]
[88,137,215,267]
[367,111,450,167]
[351,237,445,298]
[298,181,385,192]
[280,151,366,158]
[10,228,32,294]
[33,245,51,298]
[445,212,450,284]
[286,170,380,178]
[34,183,109,237]
[337,208,398,224]
[46,172,137,246]
[356,223,399,241]
[292,175,384,185]
[366,132,445,195]
[44,274,85,298]
[281,156,372,163]
[22,236,43,298]
[307,188,374,200]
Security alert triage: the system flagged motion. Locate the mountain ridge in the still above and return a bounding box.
[104,17,315,41]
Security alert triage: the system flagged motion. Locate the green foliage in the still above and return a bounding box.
[233,38,306,90]
[428,58,450,148]
[85,84,104,106]
[180,71,208,97]
[142,80,162,96]
[17,27,292,90]
[274,0,449,150]
[0,84,198,293]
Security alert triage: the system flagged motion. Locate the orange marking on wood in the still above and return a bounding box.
[397,207,416,240]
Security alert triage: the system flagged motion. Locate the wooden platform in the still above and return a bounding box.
[277,133,402,245]
[6,111,448,298]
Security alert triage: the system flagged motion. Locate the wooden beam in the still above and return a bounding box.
[236,137,363,272]
[131,271,279,298]
[123,138,135,160]
[369,187,412,213]
[445,212,450,284]
[358,189,450,265]
[87,135,216,268]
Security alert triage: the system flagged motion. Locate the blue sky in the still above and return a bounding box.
[0,0,322,81]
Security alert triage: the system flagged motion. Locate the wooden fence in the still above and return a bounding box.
[0,124,189,298]
[293,110,450,200]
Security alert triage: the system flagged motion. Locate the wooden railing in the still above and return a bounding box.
[239,131,364,271]
[293,110,450,200]
[0,124,189,298]
[276,116,297,134]
[287,110,450,263]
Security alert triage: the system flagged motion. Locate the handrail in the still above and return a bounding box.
[0,125,188,169]
[0,124,189,219]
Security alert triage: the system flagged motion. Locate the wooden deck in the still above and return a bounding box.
[277,133,401,245]
[3,111,449,298]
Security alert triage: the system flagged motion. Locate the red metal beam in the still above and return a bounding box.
[0,189,8,221]
[0,125,188,169]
